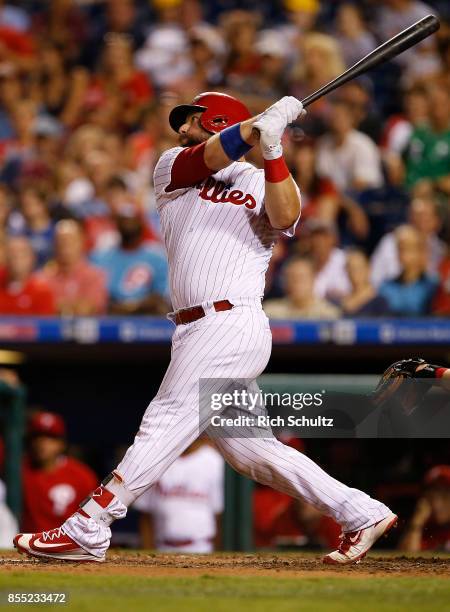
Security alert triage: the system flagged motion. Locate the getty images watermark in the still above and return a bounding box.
[198,378,450,439]
[209,388,333,429]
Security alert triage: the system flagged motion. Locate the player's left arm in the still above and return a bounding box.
[263,173,301,231]
[253,108,305,231]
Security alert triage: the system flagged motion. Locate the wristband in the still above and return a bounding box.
[219,124,252,161]
[264,157,290,183]
[415,365,448,379]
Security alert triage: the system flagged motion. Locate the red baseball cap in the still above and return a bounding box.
[28,411,66,438]
[424,465,450,489]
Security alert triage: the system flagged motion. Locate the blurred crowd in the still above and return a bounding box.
[0,0,447,317]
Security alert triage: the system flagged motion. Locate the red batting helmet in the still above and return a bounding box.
[169,91,251,134]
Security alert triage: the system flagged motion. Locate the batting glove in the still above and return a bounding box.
[255,96,305,131]
[253,97,306,159]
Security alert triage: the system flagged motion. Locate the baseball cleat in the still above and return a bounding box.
[322,512,398,565]
[13,527,104,563]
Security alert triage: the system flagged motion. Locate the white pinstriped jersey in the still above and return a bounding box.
[153,146,300,310]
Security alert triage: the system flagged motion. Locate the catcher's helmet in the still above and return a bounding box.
[169,92,251,134]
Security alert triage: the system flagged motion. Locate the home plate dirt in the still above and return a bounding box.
[2,551,449,578]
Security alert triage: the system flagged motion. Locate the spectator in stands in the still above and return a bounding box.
[0,99,39,185]
[0,1,30,33]
[432,254,450,316]
[307,220,351,300]
[232,29,289,106]
[371,197,445,287]
[399,465,450,552]
[0,236,55,314]
[288,139,370,242]
[93,33,154,130]
[0,14,36,75]
[75,149,116,218]
[221,10,260,87]
[277,0,320,57]
[316,99,384,193]
[40,220,107,316]
[0,66,19,141]
[80,0,146,70]
[290,33,345,134]
[8,186,55,267]
[264,256,341,320]
[376,0,441,84]
[0,183,12,241]
[135,0,192,89]
[91,208,169,315]
[32,0,87,67]
[337,249,391,317]
[379,226,438,316]
[334,3,376,68]
[404,84,450,193]
[288,139,340,223]
[134,439,224,552]
[170,24,224,98]
[21,411,98,533]
[381,85,428,157]
[85,175,159,252]
[33,42,71,120]
[339,79,383,143]
[125,103,165,190]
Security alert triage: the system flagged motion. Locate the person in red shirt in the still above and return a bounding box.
[39,220,107,315]
[253,438,341,550]
[0,236,55,314]
[399,466,450,552]
[21,411,97,533]
[433,256,450,316]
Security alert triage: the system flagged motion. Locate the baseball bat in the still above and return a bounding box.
[300,14,440,108]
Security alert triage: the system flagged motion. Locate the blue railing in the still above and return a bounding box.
[0,317,448,345]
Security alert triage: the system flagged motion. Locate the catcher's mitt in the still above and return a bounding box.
[371,358,433,414]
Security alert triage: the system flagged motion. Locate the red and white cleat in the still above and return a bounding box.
[323,513,398,565]
[13,527,104,563]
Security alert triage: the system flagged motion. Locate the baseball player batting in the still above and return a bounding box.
[14,92,399,565]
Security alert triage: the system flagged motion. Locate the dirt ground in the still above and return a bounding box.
[2,551,450,578]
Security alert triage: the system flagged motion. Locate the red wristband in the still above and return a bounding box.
[436,367,447,378]
[264,157,290,183]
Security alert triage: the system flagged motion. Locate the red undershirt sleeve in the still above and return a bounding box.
[165,142,213,192]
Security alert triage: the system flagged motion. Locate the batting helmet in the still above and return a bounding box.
[169,92,251,134]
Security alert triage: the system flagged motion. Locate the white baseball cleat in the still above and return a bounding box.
[323,512,398,565]
[14,526,104,563]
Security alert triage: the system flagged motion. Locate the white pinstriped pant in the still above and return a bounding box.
[64,303,390,553]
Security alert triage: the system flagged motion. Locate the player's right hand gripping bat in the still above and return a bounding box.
[300,14,440,109]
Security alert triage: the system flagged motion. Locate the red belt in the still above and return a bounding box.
[175,300,233,325]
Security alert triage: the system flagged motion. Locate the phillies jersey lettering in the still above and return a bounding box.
[196,177,257,209]
[153,146,300,311]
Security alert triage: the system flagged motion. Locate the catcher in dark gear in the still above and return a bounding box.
[372,358,449,416]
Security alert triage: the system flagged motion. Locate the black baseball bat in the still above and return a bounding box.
[301,14,440,108]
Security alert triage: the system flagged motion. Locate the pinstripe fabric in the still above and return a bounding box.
[62,149,391,555]
[153,147,294,311]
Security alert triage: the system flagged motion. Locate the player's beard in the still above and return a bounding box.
[179,133,210,147]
